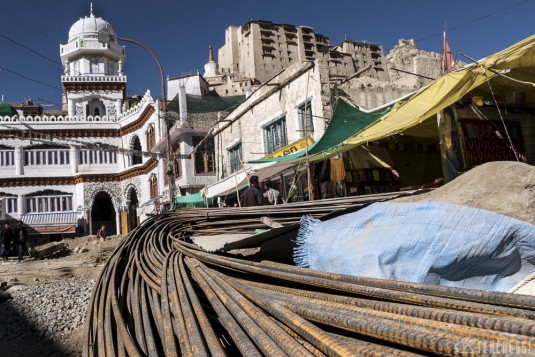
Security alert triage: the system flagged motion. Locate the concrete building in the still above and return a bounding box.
[0,6,165,241]
[217,21,390,86]
[214,20,444,111]
[206,60,331,202]
[163,66,246,198]
[192,22,446,203]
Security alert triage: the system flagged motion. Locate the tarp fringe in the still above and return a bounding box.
[293,214,319,268]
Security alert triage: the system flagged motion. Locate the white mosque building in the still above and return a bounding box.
[0,6,166,242]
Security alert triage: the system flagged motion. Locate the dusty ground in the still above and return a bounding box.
[0,235,123,285]
[0,235,123,356]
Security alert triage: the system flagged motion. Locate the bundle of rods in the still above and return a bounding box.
[83,195,535,356]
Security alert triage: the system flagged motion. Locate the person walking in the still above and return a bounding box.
[1,222,13,261]
[241,176,263,207]
[14,221,28,262]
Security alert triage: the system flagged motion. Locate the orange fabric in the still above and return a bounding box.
[330,157,346,181]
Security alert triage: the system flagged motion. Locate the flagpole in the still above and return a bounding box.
[443,21,447,74]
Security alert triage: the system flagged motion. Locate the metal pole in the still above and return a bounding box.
[117,36,176,210]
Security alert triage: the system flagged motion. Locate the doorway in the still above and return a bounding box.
[127,188,139,232]
[91,191,116,235]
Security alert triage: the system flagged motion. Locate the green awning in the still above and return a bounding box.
[175,192,214,207]
[249,98,388,163]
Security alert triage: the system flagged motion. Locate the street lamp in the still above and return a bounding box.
[98,31,175,210]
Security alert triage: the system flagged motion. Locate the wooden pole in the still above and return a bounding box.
[303,67,313,201]
[234,174,242,207]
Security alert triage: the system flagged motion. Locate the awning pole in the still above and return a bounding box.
[304,69,313,201]
[234,175,242,207]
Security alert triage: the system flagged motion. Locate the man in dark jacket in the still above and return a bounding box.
[14,221,28,262]
[1,222,13,261]
[241,175,262,207]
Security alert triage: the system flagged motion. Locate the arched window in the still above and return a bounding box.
[131,136,143,166]
[149,174,158,198]
[94,107,100,116]
[146,124,155,150]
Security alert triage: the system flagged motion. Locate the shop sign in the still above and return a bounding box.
[30,225,76,234]
[262,136,314,159]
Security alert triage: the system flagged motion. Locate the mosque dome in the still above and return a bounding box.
[68,8,116,43]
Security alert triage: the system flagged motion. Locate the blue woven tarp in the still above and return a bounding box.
[294,201,535,292]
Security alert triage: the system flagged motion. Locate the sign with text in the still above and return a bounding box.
[30,225,77,234]
[261,136,314,159]
[459,119,527,167]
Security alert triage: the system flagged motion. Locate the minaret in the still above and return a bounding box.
[60,6,126,120]
[203,45,221,78]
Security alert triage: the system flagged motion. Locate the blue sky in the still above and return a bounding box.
[0,0,533,110]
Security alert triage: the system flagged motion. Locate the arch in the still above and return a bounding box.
[124,184,138,207]
[91,191,116,236]
[124,185,139,232]
[84,183,121,212]
[86,98,106,119]
[130,135,143,166]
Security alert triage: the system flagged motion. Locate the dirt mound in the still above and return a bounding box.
[395,161,535,224]
[60,234,122,261]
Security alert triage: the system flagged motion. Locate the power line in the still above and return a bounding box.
[0,66,62,91]
[0,32,63,70]
[415,0,532,43]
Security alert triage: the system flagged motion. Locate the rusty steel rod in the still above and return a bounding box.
[83,194,535,356]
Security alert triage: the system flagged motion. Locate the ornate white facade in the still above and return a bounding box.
[0,6,164,240]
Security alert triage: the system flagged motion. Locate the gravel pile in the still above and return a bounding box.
[0,279,95,356]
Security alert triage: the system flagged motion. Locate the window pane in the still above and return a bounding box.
[265,117,287,154]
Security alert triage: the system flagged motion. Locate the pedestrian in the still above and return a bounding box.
[14,221,28,262]
[263,180,280,205]
[241,175,262,207]
[1,222,13,261]
[96,225,107,241]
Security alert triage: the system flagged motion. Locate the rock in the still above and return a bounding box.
[33,278,40,282]
[0,291,11,303]
[8,278,18,283]
[0,281,7,287]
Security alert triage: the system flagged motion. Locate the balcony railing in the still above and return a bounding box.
[61,75,127,83]
[60,39,125,58]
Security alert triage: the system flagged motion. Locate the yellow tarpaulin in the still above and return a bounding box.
[344,34,535,146]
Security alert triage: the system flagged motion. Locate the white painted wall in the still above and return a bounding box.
[213,61,328,178]
[167,74,209,100]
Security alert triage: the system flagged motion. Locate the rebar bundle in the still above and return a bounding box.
[83,196,535,356]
